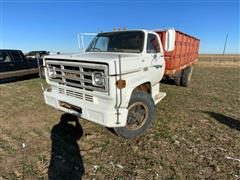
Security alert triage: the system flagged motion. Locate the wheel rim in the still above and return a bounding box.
[126,102,149,130]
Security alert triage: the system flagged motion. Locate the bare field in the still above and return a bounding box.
[198,61,240,67]
[199,54,240,58]
[199,54,240,62]
[0,62,240,179]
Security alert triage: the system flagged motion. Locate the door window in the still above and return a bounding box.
[0,51,12,63]
[147,34,160,53]
[11,51,23,62]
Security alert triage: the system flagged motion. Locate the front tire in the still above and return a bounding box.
[114,91,155,139]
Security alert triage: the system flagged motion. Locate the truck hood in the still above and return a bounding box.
[45,52,144,75]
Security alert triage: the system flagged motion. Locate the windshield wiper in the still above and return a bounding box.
[89,47,102,52]
[109,48,140,53]
[109,48,123,52]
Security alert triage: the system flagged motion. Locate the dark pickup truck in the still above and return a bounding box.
[25,50,49,59]
[0,49,43,81]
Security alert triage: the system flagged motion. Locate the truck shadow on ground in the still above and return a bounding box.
[203,111,240,131]
[48,114,85,180]
[161,78,176,86]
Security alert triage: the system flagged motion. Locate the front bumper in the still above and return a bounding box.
[43,88,128,127]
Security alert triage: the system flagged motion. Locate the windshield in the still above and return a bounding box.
[86,31,144,53]
[27,51,37,55]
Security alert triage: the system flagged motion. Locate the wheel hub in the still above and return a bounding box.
[126,102,148,130]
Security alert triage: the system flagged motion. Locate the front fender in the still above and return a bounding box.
[121,74,151,108]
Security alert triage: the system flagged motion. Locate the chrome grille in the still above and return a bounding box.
[46,60,108,93]
[58,88,93,102]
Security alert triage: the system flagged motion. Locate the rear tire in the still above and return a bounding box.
[181,66,193,87]
[114,91,155,139]
[174,71,182,86]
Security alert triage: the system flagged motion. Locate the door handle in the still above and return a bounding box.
[10,63,14,67]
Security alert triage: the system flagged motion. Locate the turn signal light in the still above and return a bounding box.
[116,80,126,89]
[113,28,126,31]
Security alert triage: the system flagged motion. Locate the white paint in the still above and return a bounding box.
[165,28,176,52]
[43,29,167,127]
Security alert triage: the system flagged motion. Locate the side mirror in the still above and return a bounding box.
[165,29,176,52]
[78,33,97,52]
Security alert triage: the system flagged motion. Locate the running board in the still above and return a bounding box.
[153,92,166,105]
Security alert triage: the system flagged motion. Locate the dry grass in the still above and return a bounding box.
[199,54,239,58]
[199,54,240,62]
[0,62,239,179]
[198,61,240,67]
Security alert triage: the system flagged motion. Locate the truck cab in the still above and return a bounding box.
[43,29,167,138]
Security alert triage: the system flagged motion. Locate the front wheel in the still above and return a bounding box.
[114,91,155,139]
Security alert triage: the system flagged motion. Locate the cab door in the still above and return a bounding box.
[146,33,165,81]
[9,50,28,71]
[0,51,14,72]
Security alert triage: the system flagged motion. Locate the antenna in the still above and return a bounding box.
[222,34,228,55]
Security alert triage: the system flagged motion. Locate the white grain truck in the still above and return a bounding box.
[43,29,199,138]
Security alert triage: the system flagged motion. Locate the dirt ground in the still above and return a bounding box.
[0,62,239,179]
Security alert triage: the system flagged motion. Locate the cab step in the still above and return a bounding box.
[153,92,166,105]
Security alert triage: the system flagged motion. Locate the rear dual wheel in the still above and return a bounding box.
[114,91,155,139]
[181,66,193,87]
[174,71,182,86]
[174,66,193,87]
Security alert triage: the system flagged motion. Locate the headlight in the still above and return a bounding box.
[48,66,56,78]
[93,72,105,86]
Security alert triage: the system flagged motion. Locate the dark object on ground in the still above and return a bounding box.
[204,111,240,131]
[48,114,85,180]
